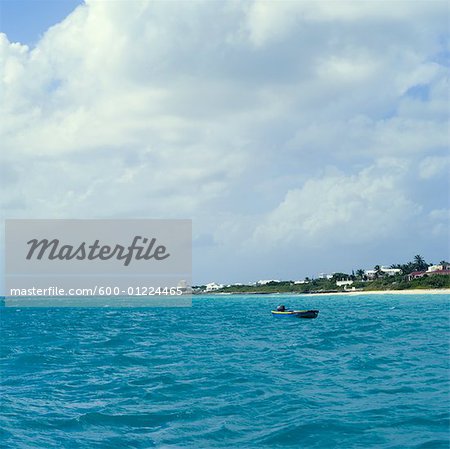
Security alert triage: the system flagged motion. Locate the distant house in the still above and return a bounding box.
[177,280,191,293]
[427,264,450,272]
[364,266,401,279]
[407,268,450,281]
[257,279,280,285]
[364,270,377,280]
[380,267,401,276]
[407,271,427,281]
[336,279,353,287]
[428,269,450,276]
[205,282,223,292]
[294,280,309,284]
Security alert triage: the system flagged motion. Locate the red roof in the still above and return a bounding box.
[409,269,450,276]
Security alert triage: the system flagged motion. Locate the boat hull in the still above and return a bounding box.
[271,310,319,319]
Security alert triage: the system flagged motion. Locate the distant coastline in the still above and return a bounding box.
[206,288,450,296]
[197,256,450,295]
[296,288,450,296]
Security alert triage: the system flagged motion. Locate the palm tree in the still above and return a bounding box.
[356,269,365,279]
[414,254,427,271]
[374,265,382,279]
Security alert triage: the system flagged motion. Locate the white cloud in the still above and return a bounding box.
[251,161,421,249]
[244,0,447,46]
[0,0,448,281]
[419,156,450,180]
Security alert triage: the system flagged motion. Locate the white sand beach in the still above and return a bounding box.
[302,289,450,297]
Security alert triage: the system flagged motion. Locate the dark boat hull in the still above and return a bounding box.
[271,310,319,319]
[295,310,319,319]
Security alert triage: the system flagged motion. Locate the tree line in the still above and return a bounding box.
[353,254,449,280]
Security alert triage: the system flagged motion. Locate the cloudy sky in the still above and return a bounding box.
[1,0,449,284]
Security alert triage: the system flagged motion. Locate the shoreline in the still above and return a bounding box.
[298,288,450,297]
[208,289,450,297]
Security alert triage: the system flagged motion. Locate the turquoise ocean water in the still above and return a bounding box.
[1,294,449,448]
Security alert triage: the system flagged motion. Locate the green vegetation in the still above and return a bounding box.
[389,254,448,275]
[204,255,450,294]
[352,274,450,291]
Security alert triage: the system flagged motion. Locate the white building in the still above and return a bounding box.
[336,279,353,287]
[427,264,449,272]
[365,267,401,279]
[294,280,309,284]
[257,279,280,285]
[381,266,401,276]
[177,280,191,293]
[205,282,223,292]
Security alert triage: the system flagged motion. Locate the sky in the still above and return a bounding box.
[0,0,82,46]
[0,0,449,285]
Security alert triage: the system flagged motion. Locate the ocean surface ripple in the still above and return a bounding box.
[1,294,449,448]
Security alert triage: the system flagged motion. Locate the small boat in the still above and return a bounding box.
[271,309,319,319]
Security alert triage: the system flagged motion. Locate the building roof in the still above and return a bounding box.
[409,269,450,276]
